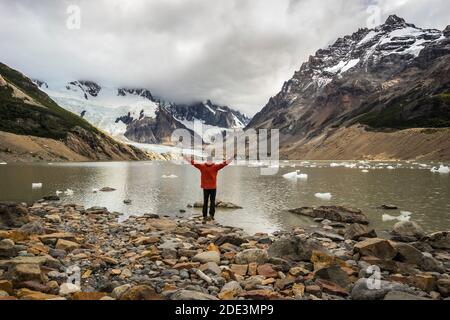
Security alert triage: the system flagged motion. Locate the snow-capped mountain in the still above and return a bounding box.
[247,15,450,159]
[35,80,250,145]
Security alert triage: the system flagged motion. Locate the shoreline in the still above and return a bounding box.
[0,200,449,300]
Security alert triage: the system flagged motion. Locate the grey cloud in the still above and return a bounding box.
[0,0,448,115]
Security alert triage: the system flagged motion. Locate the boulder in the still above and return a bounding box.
[171,290,218,300]
[199,262,221,276]
[315,279,349,296]
[192,251,220,264]
[354,238,397,261]
[16,288,59,300]
[345,224,377,240]
[315,265,351,289]
[234,249,268,265]
[257,264,278,278]
[391,221,425,242]
[6,263,43,284]
[111,284,132,299]
[19,221,46,235]
[215,235,247,246]
[268,236,327,262]
[424,231,450,250]
[351,278,414,300]
[289,206,369,225]
[0,239,17,258]
[0,202,30,228]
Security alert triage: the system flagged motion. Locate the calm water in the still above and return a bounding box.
[0,161,449,235]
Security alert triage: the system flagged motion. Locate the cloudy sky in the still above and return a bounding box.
[0,0,449,115]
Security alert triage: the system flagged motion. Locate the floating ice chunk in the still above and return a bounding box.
[0,162,7,165]
[283,171,308,181]
[431,165,450,174]
[162,174,178,179]
[386,166,395,170]
[382,211,412,222]
[32,183,43,189]
[361,170,369,173]
[56,190,63,196]
[330,163,342,167]
[315,193,332,200]
[64,189,74,196]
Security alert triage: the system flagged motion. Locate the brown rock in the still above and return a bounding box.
[345,224,377,240]
[16,288,59,300]
[354,238,397,260]
[411,274,437,292]
[0,202,30,228]
[173,262,200,270]
[230,264,248,276]
[120,285,164,300]
[6,263,43,284]
[316,279,349,296]
[72,292,107,300]
[437,278,450,297]
[311,251,347,271]
[248,262,258,276]
[55,239,80,252]
[292,283,305,297]
[239,289,281,300]
[0,280,13,295]
[257,264,278,278]
[305,285,321,295]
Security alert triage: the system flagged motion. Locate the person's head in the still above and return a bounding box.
[206,156,214,164]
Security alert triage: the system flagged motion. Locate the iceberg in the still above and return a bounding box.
[32,183,43,189]
[315,193,332,200]
[64,189,74,196]
[283,171,308,181]
[431,165,450,174]
[382,211,412,222]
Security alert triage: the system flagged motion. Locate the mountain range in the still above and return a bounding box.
[247,15,450,160]
[0,63,163,162]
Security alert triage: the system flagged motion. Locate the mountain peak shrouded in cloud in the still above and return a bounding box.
[1,0,449,116]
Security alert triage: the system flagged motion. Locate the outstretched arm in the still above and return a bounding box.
[218,154,236,169]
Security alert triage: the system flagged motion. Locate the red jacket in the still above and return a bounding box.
[191,160,229,190]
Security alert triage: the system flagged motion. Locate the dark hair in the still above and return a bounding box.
[207,156,213,162]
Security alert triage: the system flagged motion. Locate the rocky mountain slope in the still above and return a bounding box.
[0,63,161,162]
[35,81,250,145]
[247,15,450,160]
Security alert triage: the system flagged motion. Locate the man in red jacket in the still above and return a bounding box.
[184,155,234,221]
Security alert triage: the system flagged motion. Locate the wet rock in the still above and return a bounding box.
[235,249,268,265]
[100,187,116,192]
[214,235,247,246]
[354,238,397,261]
[192,251,220,264]
[424,231,450,250]
[171,290,218,300]
[345,224,377,241]
[0,202,30,228]
[351,278,414,300]
[391,221,425,242]
[380,204,398,210]
[312,230,344,242]
[289,206,369,225]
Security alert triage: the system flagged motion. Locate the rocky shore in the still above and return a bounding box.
[0,201,449,301]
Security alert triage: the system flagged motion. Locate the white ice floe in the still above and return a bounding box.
[386,166,395,170]
[382,211,412,222]
[283,171,308,181]
[162,174,178,179]
[55,190,63,196]
[361,170,369,173]
[315,193,332,200]
[0,162,7,165]
[32,183,43,189]
[64,189,74,196]
[431,165,450,174]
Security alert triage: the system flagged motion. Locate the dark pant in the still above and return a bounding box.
[203,189,217,218]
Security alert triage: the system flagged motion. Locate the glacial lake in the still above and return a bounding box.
[0,161,449,235]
